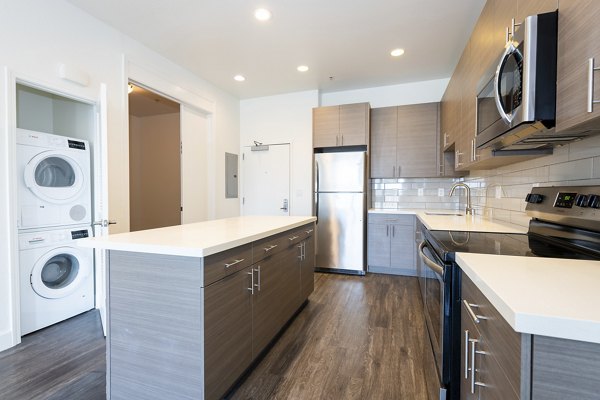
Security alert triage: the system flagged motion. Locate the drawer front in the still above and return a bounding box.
[477,336,520,400]
[204,243,253,286]
[368,213,415,226]
[462,272,521,395]
[286,223,315,247]
[253,232,289,262]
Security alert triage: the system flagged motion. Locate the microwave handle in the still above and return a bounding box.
[494,43,517,125]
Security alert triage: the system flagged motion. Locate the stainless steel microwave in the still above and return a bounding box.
[475,11,562,151]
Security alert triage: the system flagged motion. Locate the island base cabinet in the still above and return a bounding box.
[108,251,204,400]
[252,249,299,358]
[204,266,253,400]
[531,336,600,400]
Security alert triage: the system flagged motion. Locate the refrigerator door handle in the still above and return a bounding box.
[315,160,320,224]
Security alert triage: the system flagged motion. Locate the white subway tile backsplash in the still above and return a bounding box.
[467,135,600,226]
[370,177,460,210]
[548,158,593,181]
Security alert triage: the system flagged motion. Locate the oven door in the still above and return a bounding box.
[418,241,448,398]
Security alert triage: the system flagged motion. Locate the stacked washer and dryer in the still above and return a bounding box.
[16,128,95,335]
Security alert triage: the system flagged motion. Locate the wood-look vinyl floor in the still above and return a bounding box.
[0,310,105,400]
[0,273,432,400]
[228,273,431,400]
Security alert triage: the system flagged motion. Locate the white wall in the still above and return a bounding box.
[0,0,240,351]
[240,90,319,216]
[320,78,449,107]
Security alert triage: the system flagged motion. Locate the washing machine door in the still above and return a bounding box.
[24,151,85,204]
[30,247,91,299]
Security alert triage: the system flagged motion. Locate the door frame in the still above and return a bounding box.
[0,67,103,350]
[124,57,217,221]
[240,142,291,216]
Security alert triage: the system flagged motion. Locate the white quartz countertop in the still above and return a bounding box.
[457,253,600,344]
[368,209,528,234]
[78,216,316,257]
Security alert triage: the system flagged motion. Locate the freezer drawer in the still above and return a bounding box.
[315,192,365,272]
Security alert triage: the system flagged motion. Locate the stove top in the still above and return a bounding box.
[424,229,600,262]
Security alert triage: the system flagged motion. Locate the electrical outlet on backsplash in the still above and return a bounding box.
[370,178,462,210]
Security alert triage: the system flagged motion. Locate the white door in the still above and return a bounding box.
[241,144,290,216]
[93,84,109,336]
[180,105,209,224]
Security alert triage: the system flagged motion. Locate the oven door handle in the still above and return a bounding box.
[418,241,444,276]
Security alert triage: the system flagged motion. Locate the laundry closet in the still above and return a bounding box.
[15,83,98,336]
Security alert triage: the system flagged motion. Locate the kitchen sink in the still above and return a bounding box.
[424,211,464,216]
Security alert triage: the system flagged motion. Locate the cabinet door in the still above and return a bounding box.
[204,266,253,400]
[396,102,439,177]
[517,0,557,23]
[367,223,391,268]
[252,250,288,358]
[555,0,600,133]
[370,106,398,178]
[313,105,339,148]
[389,223,416,275]
[339,103,369,146]
[300,235,315,301]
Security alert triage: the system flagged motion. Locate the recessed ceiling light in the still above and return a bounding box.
[297,65,309,72]
[390,48,405,57]
[254,8,272,21]
[234,75,246,82]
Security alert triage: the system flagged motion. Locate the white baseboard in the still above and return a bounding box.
[0,329,18,352]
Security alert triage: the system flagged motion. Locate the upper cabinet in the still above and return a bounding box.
[555,0,600,134]
[313,103,370,148]
[370,102,440,178]
[440,0,559,172]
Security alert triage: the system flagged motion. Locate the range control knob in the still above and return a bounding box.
[588,194,600,209]
[575,194,589,207]
[527,193,544,204]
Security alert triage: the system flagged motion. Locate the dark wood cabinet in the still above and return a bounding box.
[555,0,600,134]
[300,233,315,301]
[204,266,253,400]
[313,103,370,148]
[370,102,440,178]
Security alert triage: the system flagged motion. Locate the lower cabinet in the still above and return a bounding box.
[460,272,525,400]
[204,266,253,400]
[367,213,416,275]
[300,233,315,301]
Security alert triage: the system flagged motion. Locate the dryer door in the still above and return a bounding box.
[30,247,92,299]
[24,151,85,204]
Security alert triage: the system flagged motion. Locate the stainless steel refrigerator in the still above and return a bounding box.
[314,151,366,274]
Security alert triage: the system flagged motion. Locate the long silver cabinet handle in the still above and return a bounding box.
[297,244,303,260]
[288,235,299,241]
[263,244,278,252]
[464,330,470,379]
[248,270,254,294]
[224,259,244,268]
[470,339,478,394]
[462,300,487,324]
[254,266,261,291]
[305,229,313,235]
[418,241,444,276]
[302,242,306,260]
[588,58,600,113]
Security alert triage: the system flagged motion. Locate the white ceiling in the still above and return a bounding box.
[67,0,486,99]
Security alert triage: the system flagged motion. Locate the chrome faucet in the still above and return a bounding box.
[449,183,474,215]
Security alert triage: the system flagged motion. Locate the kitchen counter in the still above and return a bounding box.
[368,208,527,233]
[78,215,316,257]
[457,252,600,344]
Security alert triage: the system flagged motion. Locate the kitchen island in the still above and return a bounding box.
[79,216,317,400]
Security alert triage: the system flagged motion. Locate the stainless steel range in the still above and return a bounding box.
[417,185,600,400]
